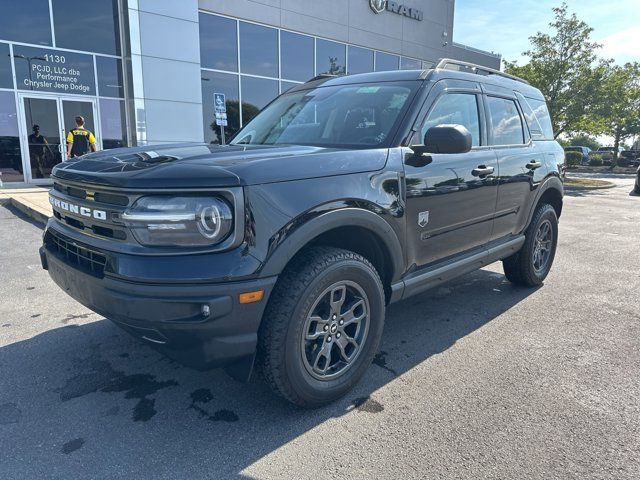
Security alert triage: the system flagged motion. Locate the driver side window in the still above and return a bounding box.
[421,93,481,147]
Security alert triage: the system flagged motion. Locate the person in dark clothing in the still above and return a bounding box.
[66,116,97,159]
[28,124,54,178]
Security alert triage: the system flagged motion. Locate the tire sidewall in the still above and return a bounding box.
[526,205,558,282]
[283,259,385,405]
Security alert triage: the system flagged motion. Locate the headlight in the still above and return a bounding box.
[122,196,233,247]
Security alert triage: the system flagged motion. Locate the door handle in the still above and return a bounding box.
[526,160,542,170]
[472,165,495,177]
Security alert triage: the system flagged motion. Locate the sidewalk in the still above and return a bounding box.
[0,187,52,224]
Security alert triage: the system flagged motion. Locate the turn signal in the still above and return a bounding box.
[239,290,264,304]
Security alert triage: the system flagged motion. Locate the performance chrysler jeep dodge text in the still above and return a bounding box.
[41,60,564,406]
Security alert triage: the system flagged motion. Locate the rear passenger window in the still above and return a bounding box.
[524,97,554,140]
[486,96,525,145]
[422,93,480,147]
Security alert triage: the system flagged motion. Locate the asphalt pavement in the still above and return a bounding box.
[0,176,638,479]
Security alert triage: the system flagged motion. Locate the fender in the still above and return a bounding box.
[258,207,405,281]
[523,174,564,229]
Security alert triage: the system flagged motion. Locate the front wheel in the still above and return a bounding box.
[258,247,385,407]
[503,204,558,287]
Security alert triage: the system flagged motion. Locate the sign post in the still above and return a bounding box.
[214,93,227,145]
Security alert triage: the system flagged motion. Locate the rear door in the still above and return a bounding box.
[404,79,499,268]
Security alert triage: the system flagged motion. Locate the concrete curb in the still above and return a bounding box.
[8,197,50,225]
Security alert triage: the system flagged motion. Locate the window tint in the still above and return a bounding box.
[96,56,124,98]
[375,52,399,71]
[525,97,554,140]
[53,0,120,55]
[0,43,13,89]
[400,57,421,70]
[232,82,417,148]
[1,0,52,46]
[199,13,238,72]
[100,99,127,149]
[0,91,23,182]
[348,46,374,75]
[239,22,278,77]
[241,76,279,125]
[421,93,480,147]
[201,71,239,143]
[280,31,314,82]
[486,96,525,145]
[316,40,345,76]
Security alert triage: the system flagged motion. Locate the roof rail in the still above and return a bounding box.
[435,58,529,85]
[306,74,338,83]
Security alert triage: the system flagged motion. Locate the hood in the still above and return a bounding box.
[52,143,389,189]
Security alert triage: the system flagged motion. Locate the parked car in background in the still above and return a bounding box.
[591,147,622,166]
[564,146,591,165]
[620,150,640,168]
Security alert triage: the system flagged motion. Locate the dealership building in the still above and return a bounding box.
[0,0,500,185]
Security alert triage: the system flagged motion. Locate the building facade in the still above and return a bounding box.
[0,0,500,185]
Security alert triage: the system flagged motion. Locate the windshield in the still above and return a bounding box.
[230,81,419,148]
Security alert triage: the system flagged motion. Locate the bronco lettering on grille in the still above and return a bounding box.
[49,196,108,221]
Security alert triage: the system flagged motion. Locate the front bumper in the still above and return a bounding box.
[40,229,276,371]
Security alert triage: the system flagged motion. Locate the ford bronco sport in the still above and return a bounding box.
[41,59,564,407]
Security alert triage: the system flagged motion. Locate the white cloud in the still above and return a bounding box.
[597,26,640,64]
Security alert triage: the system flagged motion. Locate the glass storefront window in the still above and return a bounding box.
[199,13,238,72]
[96,56,124,98]
[400,57,422,70]
[280,31,314,82]
[52,0,120,55]
[241,76,278,125]
[281,81,300,94]
[240,22,278,78]
[0,43,13,89]
[316,40,345,76]
[348,46,374,75]
[376,52,399,71]
[1,0,52,46]
[0,91,23,183]
[201,71,240,143]
[422,60,435,69]
[99,99,127,150]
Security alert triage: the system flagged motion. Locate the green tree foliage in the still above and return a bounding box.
[592,62,640,163]
[503,3,607,138]
[564,151,583,166]
[569,134,600,151]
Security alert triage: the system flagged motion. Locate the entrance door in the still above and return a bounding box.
[18,94,98,183]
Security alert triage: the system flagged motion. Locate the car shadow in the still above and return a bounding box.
[0,267,539,478]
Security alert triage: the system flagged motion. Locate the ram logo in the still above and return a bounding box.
[370,0,386,14]
[49,196,108,221]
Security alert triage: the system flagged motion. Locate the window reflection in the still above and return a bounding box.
[100,99,127,149]
[280,31,314,82]
[348,46,374,75]
[422,93,481,147]
[0,43,13,89]
[240,22,278,78]
[0,92,23,183]
[316,40,346,76]
[486,96,525,145]
[375,52,399,71]
[201,71,240,144]
[241,76,278,125]
[280,81,300,94]
[96,56,124,98]
[52,0,120,55]
[199,13,238,72]
[1,0,52,46]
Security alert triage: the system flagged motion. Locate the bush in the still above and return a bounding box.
[588,154,603,166]
[564,151,583,167]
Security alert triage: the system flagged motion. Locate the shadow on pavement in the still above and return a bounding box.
[0,267,538,478]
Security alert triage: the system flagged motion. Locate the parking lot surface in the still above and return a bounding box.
[1,176,638,479]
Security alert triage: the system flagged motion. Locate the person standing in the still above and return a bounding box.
[28,124,54,178]
[66,116,97,159]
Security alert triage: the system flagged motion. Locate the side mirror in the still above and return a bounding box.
[413,124,472,155]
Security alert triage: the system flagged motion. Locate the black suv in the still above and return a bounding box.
[41,59,564,407]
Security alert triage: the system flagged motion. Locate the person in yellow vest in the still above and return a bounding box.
[66,116,97,159]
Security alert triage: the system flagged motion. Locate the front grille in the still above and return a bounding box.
[45,231,108,278]
[53,182,130,207]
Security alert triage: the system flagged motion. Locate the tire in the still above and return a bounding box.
[258,247,385,407]
[503,203,558,287]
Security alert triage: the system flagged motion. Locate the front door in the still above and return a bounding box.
[18,93,98,183]
[404,80,499,269]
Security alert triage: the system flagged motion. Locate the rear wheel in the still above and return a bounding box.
[258,247,385,407]
[503,204,558,287]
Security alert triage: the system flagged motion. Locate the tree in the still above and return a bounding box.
[503,3,607,138]
[569,134,600,151]
[592,62,640,162]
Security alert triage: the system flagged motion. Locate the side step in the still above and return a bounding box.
[394,236,525,301]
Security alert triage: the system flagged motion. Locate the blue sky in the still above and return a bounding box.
[453,0,640,65]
